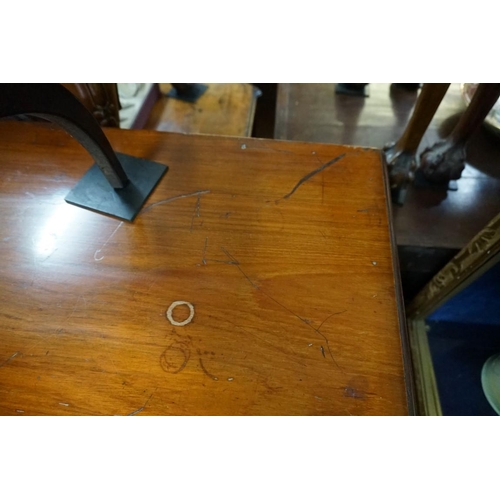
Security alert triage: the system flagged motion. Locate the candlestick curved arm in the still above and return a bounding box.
[0,84,168,221]
[0,83,128,188]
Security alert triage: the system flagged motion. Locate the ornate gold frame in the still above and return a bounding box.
[406,212,500,415]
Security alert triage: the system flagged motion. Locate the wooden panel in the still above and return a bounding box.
[0,121,409,415]
[144,83,259,137]
[275,83,500,249]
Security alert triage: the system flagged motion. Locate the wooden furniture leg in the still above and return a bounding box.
[420,83,500,183]
[383,83,450,203]
[62,84,121,127]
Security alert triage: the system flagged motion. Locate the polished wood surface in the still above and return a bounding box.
[274,83,500,249]
[145,83,259,137]
[0,121,409,415]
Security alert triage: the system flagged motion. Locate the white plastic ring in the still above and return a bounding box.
[166,301,195,326]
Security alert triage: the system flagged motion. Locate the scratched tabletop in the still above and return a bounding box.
[0,122,412,415]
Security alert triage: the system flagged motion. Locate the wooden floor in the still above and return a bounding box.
[144,83,260,137]
[272,83,500,250]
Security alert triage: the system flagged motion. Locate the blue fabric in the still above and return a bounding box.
[425,260,500,415]
[428,260,500,326]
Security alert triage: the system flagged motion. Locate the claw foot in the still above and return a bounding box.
[382,143,417,203]
[419,140,466,183]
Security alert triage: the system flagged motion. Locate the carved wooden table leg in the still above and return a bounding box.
[383,83,450,203]
[420,83,500,183]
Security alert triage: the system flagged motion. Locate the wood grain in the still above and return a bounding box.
[0,121,409,415]
[145,83,259,137]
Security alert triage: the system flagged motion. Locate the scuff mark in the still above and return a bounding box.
[59,402,69,407]
[344,386,365,399]
[140,190,210,215]
[280,153,346,200]
[0,352,19,368]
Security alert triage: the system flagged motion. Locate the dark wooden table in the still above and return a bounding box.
[0,121,412,415]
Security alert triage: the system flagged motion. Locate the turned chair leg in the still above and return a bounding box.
[383,83,450,204]
[420,83,500,183]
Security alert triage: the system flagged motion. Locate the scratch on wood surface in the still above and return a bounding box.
[140,190,210,215]
[0,352,19,367]
[68,294,87,319]
[320,345,326,358]
[190,194,202,232]
[206,258,239,265]
[262,291,346,372]
[243,142,294,155]
[199,358,218,381]
[220,248,347,373]
[223,317,305,364]
[220,247,240,266]
[317,310,347,331]
[94,222,123,261]
[221,247,257,288]
[281,153,346,200]
[201,237,208,265]
[128,387,158,416]
[322,170,325,203]
[128,407,144,416]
